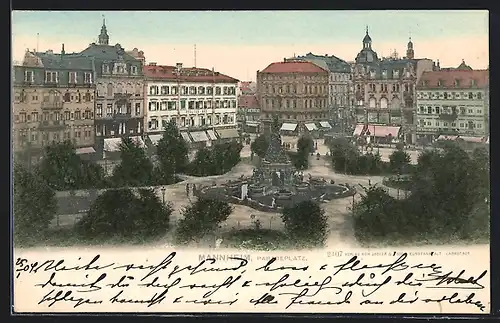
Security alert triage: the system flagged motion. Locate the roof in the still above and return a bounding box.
[143,65,238,83]
[24,51,93,70]
[457,60,473,71]
[291,53,351,73]
[260,61,328,74]
[238,95,259,109]
[417,69,489,89]
[79,43,137,62]
[239,81,256,94]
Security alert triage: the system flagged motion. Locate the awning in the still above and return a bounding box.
[246,121,260,126]
[75,147,96,155]
[216,128,239,139]
[458,136,483,143]
[280,123,298,131]
[437,135,458,141]
[305,123,318,131]
[103,138,122,152]
[149,134,162,145]
[206,129,218,141]
[353,124,365,136]
[180,132,192,142]
[319,121,332,129]
[190,131,209,142]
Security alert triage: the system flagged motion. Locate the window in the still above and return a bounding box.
[107,83,113,97]
[160,86,169,95]
[472,79,477,87]
[84,92,91,102]
[477,92,482,100]
[444,92,448,99]
[45,71,58,83]
[64,92,71,102]
[102,64,110,73]
[468,92,473,99]
[106,104,113,117]
[84,72,92,84]
[24,70,34,83]
[69,72,77,83]
[75,111,81,120]
[131,66,138,75]
[198,86,205,95]
[84,110,92,119]
[215,87,221,95]
[149,101,159,111]
[427,107,432,114]
[171,86,178,95]
[32,112,39,122]
[149,86,159,95]
[135,103,141,116]
[435,107,440,114]
[96,104,103,117]
[189,86,196,95]
[477,109,482,114]
[161,101,168,111]
[223,86,229,95]
[455,79,460,87]
[207,87,213,95]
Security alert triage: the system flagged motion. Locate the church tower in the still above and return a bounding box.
[406,36,414,59]
[98,17,109,45]
[363,26,372,50]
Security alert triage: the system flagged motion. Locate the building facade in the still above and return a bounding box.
[238,94,261,133]
[78,19,145,152]
[288,53,353,133]
[13,46,96,163]
[143,63,239,145]
[415,67,489,144]
[352,28,434,143]
[257,61,329,134]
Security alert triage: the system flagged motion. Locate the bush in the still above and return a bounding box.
[175,198,233,244]
[251,134,269,158]
[389,149,411,174]
[76,188,172,239]
[281,200,328,248]
[186,141,243,176]
[111,138,154,187]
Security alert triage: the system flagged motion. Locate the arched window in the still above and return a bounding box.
[107,83,113,97]
[369,97,376,108]
[380,97,388,109]
[116,83,123,94]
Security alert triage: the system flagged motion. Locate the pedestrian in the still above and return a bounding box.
[186,183,190,197]
[192,183,197,196]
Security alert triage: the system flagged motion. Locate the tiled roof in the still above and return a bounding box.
[260,61,327,74]
[417,70,489,89]
[295,53,351,73]
[143,65,238,83]
[238,94,259,108]
[239,81,256,93]
[33,52,94,70]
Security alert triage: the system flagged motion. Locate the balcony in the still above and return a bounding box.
[38,120,68,130]
[439,113,458,121]
[112,112,132,120]
[114,93,133,99]
[41,101,64,110]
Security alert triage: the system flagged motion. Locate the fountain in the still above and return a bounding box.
[197,116,355,212]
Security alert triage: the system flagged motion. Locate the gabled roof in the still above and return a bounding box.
[79,43,137,61]
[143,65,238,83]
[417,69,489,89]
[238,94,259,108]
[293,53,351,73]
[260,61,327,74]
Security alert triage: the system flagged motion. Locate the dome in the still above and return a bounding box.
[355,48,378,64]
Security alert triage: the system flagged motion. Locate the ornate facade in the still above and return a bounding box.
[257,60,329,134]
[352,28,434,143]
[13,46,96,163]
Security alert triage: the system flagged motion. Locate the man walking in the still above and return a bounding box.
[186,183,190,197]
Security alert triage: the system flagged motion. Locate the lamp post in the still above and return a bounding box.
[160,186,166,205]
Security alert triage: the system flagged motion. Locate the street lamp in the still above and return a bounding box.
[160,187,166,205]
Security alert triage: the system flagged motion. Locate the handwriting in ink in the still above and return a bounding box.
[35,272,107,292]
[107,275,135,288]
[255,257,309,272]
[360,299,384,305]
[250,293,278,305]
[342,273,392,297]
[109,288,173,307]
[394,273,423,287]
[255,274,341,296]
[184,298,238,305]
[167,257,248,279]
[421,292,486,312]
[389,292,419,304]
[332,253,409,276]
[16,255,114,279]
[179,275,241,298]
[113,252,176,281]
[38,289,103,308]
[417,269,487,289]
[279,289,352,309]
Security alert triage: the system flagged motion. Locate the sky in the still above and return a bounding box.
[12,10,489,81]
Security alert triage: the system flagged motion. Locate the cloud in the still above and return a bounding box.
[13,34,488,82]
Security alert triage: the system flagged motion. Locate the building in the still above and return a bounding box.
[257,60,330,135]
[238,94,261,133]
[352,28,434,144]
[126,48,146,64]
[13,46,97,164]
[142,62,240,148]
[78,19,145,157]
[415,67,489,145]
[287,53,353,133]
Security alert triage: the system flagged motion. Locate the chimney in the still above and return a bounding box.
[176,62,183,70]
[149,62,157,66]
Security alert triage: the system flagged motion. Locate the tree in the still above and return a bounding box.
[157,121,189,180]
[187,141,243,176]
[37,140,102,190]
[281,200,328,248]
[188,147,214,176]
[13,163,57,243]
[175,198,233,244]
[76,188,172,239]
[328,137,360,174]
[251,134,270,159]
[297,135,314,154]
[389,149,411,174]
[111,138,154,187]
